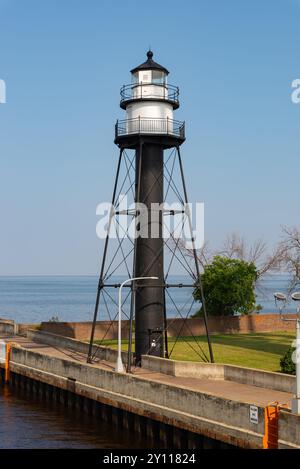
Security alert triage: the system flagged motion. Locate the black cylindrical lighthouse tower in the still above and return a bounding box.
[134,144,164,361]
[115,51,184,364]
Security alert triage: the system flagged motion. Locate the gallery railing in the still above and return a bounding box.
[120,82,179,106]
[115,117,185,139]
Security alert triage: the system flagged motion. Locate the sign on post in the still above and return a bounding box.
[250,405,259,424]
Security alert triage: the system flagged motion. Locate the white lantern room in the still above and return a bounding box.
[116,51,184,139]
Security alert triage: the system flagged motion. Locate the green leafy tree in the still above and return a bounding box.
[193,256,258,316]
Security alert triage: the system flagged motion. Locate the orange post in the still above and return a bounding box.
[263,402,288,449]
[4,342,12,383]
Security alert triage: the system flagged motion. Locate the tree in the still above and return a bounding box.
[175,232,285,303]
[280,226,300,291]
[193,256,259,316]
[218,233,285,278]
[175,232,284,281]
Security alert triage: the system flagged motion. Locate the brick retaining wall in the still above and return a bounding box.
[39,313,297,341]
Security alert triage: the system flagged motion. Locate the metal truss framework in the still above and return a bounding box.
[87,146,214,368]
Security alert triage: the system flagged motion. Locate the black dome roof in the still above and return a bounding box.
[130,51,169,75]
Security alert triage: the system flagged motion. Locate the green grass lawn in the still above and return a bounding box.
[95,331,294,372]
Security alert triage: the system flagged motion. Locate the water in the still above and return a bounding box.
[0,385,151,449]
[0,274,295,449]
[0,273,296,324]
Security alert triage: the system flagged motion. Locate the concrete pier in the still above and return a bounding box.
[0,325,299,449]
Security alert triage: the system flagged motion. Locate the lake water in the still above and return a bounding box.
[0,273,296,324]
[0,385,152,449]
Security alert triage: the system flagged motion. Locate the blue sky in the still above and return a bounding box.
[0,0,299,275]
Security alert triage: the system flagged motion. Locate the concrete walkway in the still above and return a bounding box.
[2,335,292,409]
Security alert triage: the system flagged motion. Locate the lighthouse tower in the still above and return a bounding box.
[88,51,213,366]
[117,51,184,363]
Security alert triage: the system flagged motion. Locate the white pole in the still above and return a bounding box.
[274,292,300,415]
[115,276,158,373]
[292,319,300,414]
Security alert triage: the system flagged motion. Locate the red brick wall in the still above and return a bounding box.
[40,314,297,341]
[40,320,128,340]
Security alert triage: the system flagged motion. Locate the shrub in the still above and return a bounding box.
[280,346,296,375]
